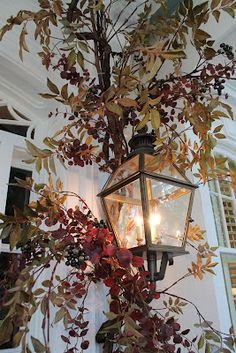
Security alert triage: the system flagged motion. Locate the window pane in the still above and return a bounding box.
[104,178,145,248]
[3,167,32,244]
[229,262,236,308]
[146,178,191,247]
[107,155,139,188]
[222,198,236,248]
[219,179,231,197]
[209,158,236,248]
[221,254,236,333]
[210,194,227,247]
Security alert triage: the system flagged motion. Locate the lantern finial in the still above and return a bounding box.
[128,130,156,157]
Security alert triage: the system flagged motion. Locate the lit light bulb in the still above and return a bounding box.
[149,213,161,226]
[135,214,144,246]
[135,215,143,226]
[176,230,181,239]
[149,213,161,243]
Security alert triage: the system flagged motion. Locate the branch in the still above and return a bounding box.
[165,292,235,337]
[67,0,79,23]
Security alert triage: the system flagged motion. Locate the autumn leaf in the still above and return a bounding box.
[117,98,137,107]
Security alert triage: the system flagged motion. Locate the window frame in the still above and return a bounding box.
[0,129,33,352]
[207,149,236,334]
[221,252,236,333]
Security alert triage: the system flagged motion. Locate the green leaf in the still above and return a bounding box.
[61,84,68,100]
[39,93,58,99]
[67,49,76,68]
[205,342,211,353]
[77,51,84,69]
[105,312,117,320]
[54,307,66,323]
[31,336,46,353]
[198,335,205,349]
[49,156,57,175]
[205,330,220,342]
[78,41,89,53]
[47,78,59,95]
[223,7,235,18]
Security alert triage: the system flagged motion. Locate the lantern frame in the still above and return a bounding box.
[98,132,198,280]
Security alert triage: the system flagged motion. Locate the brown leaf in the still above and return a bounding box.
[117,98,137,107]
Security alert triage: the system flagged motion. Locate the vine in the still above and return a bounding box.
[0,1,236,352]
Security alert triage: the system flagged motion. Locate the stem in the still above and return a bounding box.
[160,273,192,293]
[165,292,235,337]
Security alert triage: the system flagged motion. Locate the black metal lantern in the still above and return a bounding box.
[98,132,197,282]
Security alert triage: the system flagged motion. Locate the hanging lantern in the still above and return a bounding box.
[98,132,197,282]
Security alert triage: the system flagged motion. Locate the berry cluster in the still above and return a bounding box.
[65,245,89,269]
[54,54,90,86]
[218,43,234,60]
[213,77,226,95]
[61,139,94,167]
[21,240,44,262]
[92,219,107,229]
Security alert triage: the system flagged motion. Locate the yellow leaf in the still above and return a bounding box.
[149,94,163,106]
[136,112,150,131]
[147,56,162,81]
[36,158,42,173]
[106,102,123,116]
[150,109,161,130]
[85,135,93,145]
[161,50,186,60]
[212,110,229,118]
[10,224,21,250]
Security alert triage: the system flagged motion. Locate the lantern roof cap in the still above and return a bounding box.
[128,131,156,157]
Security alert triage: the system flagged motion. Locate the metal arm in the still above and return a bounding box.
[147,251,174,282]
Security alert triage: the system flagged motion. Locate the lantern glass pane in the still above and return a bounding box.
[145,177,191,247]
[144,154,188,182]
[104,178,145,248]
[106,155,139,188]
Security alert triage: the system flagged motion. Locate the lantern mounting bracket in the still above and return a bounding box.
[147,251,173,282]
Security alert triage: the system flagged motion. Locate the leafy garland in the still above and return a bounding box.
[0,0,236,352]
